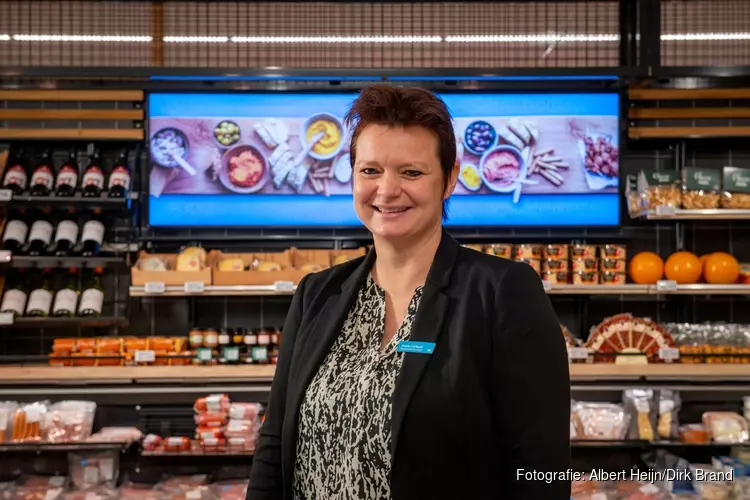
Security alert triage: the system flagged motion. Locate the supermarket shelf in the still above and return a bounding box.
[140,449,254,457]
[634,208,750,221]
[0,442,130,452]
[129,283,750,297]
[9,254,125,268]
[1,316,129,329]
[571,440,744,448]
[3,191,138,210]
[569,364,750,381]
[0,365,275,384]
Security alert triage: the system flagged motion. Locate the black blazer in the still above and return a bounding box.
[248,230,571,500]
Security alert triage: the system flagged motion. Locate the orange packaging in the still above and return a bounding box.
[543,244,569,260]
[542,271,569,285]
[572,258,598,272]
[52,338,76,353]
[599,244,627,260]
[600,272,627,286]
[601,258,627,273]
[194,394,230,413]
[485,244,512,259]
[196,427,224,441]
[572,271,599,285]
[571,244,597,259]
[514,244,542,259]
[164,436,190,452]
[151,337,174,351]
[679,424,710,444]
[195,412,228,428]
[542,259,569,272]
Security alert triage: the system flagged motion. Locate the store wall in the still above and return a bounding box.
[0,0,748,68]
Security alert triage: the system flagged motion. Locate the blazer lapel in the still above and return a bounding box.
[281,248,376,490]
[390,230,460,463]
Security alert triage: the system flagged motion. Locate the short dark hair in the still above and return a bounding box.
[344,85,456,220]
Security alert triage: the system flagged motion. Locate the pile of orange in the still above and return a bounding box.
[629,250,740,285]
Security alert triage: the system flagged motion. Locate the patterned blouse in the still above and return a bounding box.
[292,274,424,500]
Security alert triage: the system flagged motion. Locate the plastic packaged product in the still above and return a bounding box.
[43,400,97,443]
[600,258,627,273]
[622,389,655,441]
[17,476,67,490]
[571,402,629,440]
[514,244,541,259]
[228,403,262,421]
[542,271,569,285]
[156,475,209,496]
[12,486,64,500]
[571,244,597,259]
[542,259,568,272]
[721,166,750,209]
[600,244,627,261]
[572,271,599,285]
[657,390,681,440]
[196,427,224,441]
[702,411,749,444]
[142,434,163,451]
[0,401,18,443]
[600,272,626,286]
[118,482,165,500]
[681,167,721,209]
[542,244,569,260]
[61,487,117,500]
[164,436,191,452]
[484,244,512,259]
[194,412,227,428]
[637,169,682,210]
[194,394,230,414]
[209,481,249,500]
[68,450,119,490]
[572,258,598,273]
[679,424,710,444]
[86,427,142,443]
[12,402,49,442]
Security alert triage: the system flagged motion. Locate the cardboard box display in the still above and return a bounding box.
[329,247,367,266]
[131,251,212,286]
[211,250,298,286]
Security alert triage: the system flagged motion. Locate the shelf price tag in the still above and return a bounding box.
[144,282,165,294]
[541,280,552,292]
[655,205,676,217]
[196,348,213,362]
[0,313,14,326]
[656,279,678,292]
[658,346,680,362]
[567,347,589,361]
[183,281,205,294]
[274,281,295,293]
[0,189,12,202]
[134,350,156,363]
[0,250,11,263]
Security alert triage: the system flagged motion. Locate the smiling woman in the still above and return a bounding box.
[247,86,572,500]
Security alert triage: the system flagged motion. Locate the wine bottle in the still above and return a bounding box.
[2,149,29,195]
[107,149,130,198]
[30,150,54,197]
[1,217,28,252]
[55,149,78,197]
[81,149,104,198]
[0,269,27,317]
[26,268,53,317]
[27,219,54,256]
[78,268,104,317]
[52,268,78,317]
[53,217,79,256]
[80,219,105,257]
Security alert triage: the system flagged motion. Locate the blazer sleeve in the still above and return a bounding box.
[492,262,571,499]
[247,273,311,500]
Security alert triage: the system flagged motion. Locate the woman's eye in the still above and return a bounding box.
[360,168,378,175]
[404,170,423,177]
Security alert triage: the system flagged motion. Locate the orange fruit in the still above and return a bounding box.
[703,252,740,284]
[629,252,664,284]
[664,251,702,284]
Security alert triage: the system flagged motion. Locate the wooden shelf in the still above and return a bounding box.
[628,88,750,100]
[0,109,144,121]
[628,107,750,120]
[130,283,750,297]
[634,208,750,220]
[629,126,750,139]
[1,364,750,386]
[0,129,144,140]
[0,90,144,102]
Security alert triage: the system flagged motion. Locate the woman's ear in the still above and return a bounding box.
[444,161,460,199]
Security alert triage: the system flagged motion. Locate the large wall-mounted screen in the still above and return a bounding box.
[147,91,620,227]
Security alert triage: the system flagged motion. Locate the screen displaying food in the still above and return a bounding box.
[147,91,620,227]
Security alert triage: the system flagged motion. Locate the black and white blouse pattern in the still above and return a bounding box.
[293,274,424,500]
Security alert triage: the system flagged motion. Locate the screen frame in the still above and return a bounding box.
[144,86,624,230]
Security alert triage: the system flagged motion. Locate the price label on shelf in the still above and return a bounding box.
[134,350,156,363]
[0,250,11,263]
[197,348,213,362]
[567,347,589,361]
[658,346,680,362]
[656,279,678,292]
[0,189,12,202]
[144,282,165,294]
[183,281,205,294]
[655,205,677,217]
[0,312,14,326]
[274,281,294,293]
[541,280,552,292]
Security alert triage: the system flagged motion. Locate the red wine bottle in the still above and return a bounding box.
[108,149,130,198]
[30,150,54,197]
[55,149,78,197]
[2,149,29,195]
[81,149,105,198]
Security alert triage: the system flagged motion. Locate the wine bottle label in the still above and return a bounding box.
[81,220,105,244]
[108,166,131,190]
[55,165,78,188]
[82,167,104,189]
[26,288,52,315]
[29,221,53,245]
[53,289,78,314]
[3,220,28,243]
[218,333,230,345]
[54,220,79,244]
[30,166,53,189]
[78,288,103,314]
[3,165,27,189]
[0,289,26,315]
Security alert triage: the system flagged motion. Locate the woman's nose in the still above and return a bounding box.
[377,172,401,196]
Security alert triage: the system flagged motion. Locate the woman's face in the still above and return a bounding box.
[352,124,456,242]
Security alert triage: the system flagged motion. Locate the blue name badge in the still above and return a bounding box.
[396,341,436,355]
